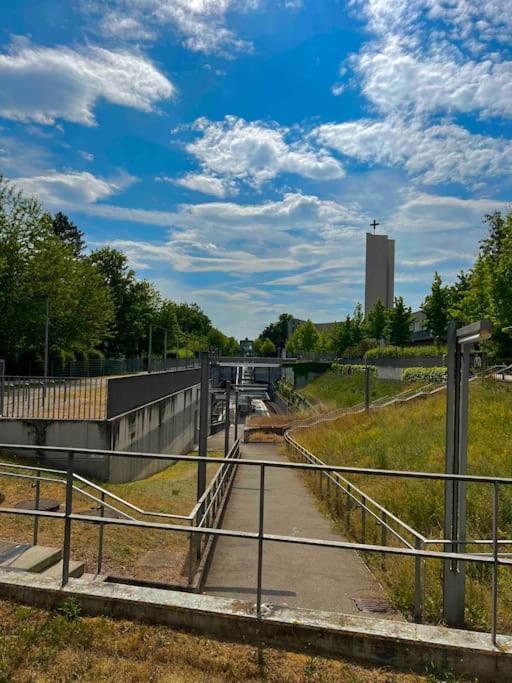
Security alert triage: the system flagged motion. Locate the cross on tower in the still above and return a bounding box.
[370,219,380,234]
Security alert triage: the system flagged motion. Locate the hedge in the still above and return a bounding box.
[402,367,447,384]
[366,345,446,359]
[332,362,377,376]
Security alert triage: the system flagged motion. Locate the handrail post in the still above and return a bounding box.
[234,390,239,442]
[361,498,366,544]
[96,490,105,576]
[62,450,74,586]
[381,511,387,571]
[492,482,499,646]
[414,537,423,623]
[224,381,231,457]
[256,465,266,618]
[32,466,41,546]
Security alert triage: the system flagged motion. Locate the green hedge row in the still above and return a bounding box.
[402,367,447,383]
[332,362,377,376]
[366,345,446,359]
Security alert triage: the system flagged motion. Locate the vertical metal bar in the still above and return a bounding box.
[234,390,239,442]
[364,365,370,412]
[346,484,351,526]
[361,500,366,543]
[414,537,423,623]
[43,296,49,406]
[164,329,168,369]
[256,465,266,618]
[97,491,105,576]
[62,451,74,586]
[492,482,499,646]
[196,351,209,560]
[32,468,41,545]
[224,381,231,457]
[381,512,387,571]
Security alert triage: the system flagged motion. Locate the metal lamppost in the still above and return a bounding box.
[196,351,210,560]
[148,323,153,373]
[443,319,492,627]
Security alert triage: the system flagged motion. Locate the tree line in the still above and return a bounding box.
[256,210,512,358]
[0,177,239,372]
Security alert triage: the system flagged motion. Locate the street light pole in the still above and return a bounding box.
[42,296,49,404]
[148,323,153,373]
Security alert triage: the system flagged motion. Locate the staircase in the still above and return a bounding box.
[0,540,84,579]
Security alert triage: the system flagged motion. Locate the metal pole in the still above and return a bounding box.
[62,451,74,586]
[148,323,153,373]
[256,465,266,617]
[32,467,41,545]
[364,365,371,412]
[492,482,499,646]
[164,329,168,370]
[414,537,423,623]
[97,491,105,576]
[234,390,239,442]
[224,381,231,457]
[196,351,209,559]
[43,296,49,404]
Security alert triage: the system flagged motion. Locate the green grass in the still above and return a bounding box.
[298,370,409,410]
[293,379,512,631]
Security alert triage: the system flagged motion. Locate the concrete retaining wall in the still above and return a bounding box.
[0,384,200,483]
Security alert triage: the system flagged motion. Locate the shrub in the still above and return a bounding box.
[365,345,446,359]
[402,367,447,383]
[332,362,377,376]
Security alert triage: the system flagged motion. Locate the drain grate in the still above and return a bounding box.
[353,597,392,613]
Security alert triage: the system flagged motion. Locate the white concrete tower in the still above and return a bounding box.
[364,228,395,314]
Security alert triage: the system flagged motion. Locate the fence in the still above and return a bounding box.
[0,376,107,420]
[4,356,199,378]
[0,364,202,420]
[0,440,241,586]
[0,442,511,645]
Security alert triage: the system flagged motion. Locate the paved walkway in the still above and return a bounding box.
[204,441,399,617]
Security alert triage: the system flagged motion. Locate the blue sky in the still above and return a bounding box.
[0,0,511,338]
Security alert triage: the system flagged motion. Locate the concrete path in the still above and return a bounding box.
[204,441,399,618]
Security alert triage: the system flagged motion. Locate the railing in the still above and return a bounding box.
[0,376,107,420]
[0,443,511,646]
[0,439,241,584]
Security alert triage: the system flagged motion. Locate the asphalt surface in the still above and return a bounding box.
[204,440,399,618]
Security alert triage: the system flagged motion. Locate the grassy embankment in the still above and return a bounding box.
[0,597,449,682]
[293,378,512,631]
[0,452,220,584]
[297,370,411,410]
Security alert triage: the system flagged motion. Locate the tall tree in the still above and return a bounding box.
[260,337,276,356]
[366,298,387,341]
[421,272,451,344]
[51,212,85,257]
[351,303,365,345]
[258,313,292,350]
[290,320,318,352]
[386,297,413,347]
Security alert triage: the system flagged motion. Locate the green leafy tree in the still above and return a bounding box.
[260,337,276,356]
[315,330,334,354]
[258,313,292,352]
[386,297,414,347]
[351,303,365,345]
[366,298,387,341]
[291,320,319,352]
[175,302,211,338]
[51,212,85,257]
[421,272,451,344]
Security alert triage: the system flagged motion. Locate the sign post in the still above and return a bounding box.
[443,320,492,626]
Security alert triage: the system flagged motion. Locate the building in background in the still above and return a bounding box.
[364,232,395,313]
[239,338,254,356]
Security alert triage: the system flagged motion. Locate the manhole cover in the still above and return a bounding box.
[353,597,392,613]
[15,498,60,512]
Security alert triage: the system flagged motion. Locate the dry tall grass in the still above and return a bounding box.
[292,379,512,632]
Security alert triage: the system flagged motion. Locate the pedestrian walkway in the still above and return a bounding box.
[204,440,399,618]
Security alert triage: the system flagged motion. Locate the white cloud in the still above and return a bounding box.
[355,38,512,119]
[0,41,175,126]
[314,117,512,186]
[79,151,95,162]
[180,115,345,189]
[13,171,136,207]
[169,172,234,197]
[87,0,260,54]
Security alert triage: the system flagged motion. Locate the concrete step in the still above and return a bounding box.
[1,546,62,573]
[40,559,85,579]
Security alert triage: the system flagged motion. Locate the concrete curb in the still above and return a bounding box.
[0,571,511,681]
